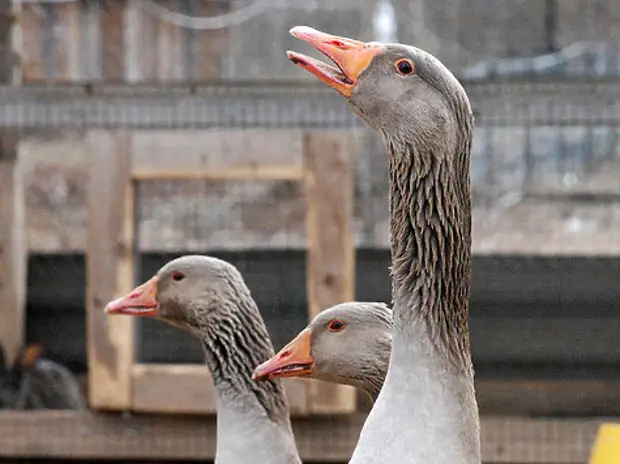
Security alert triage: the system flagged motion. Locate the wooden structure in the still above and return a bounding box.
[0,411,604,463]
[86,129,356,415]
[0,0,26,365]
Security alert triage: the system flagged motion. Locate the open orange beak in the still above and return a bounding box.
[104,276,159,317]
[287,26,384,98]
[253,328,314,381]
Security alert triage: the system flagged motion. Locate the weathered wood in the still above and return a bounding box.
[477,379,620,416]
[193,0,228,79]
[303,131,356,414]
[130,129,305,172]
[0,1,25,365]
[0,135,26,366]
[132,364,308,416]
[100,0,124,80]
[53,1,80,80]
[19,3,44,81]
[123,0,140,82]
[85,130,134,410]
[156,0,183,81]
[131,165,305,181]
[0,411,603,463]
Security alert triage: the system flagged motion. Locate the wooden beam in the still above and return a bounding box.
[0,411,604,463]
[85,130,134,410]
[303,131,356,414]
[0,1,25,365]
[132,364,308,416]
[0,133,26,366]
[53,1,80,80]
[100,0,124,80]
[477,379,620,416]
[131,164,305,182]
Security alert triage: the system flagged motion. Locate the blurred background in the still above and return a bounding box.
[0,0,619,463]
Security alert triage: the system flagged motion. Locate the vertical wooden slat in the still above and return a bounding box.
[193,0,228,79]
[0,0,25,368]
[20,2,44,81]
[303,131,357,414]
[0,135,26,367]
[123,0,140,82]
[100,0,124,80]
[54,1,80,80]
[81,0,101,80]
[157,0,183,81]
[86,130,134,410]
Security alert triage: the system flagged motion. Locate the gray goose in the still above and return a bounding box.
[286,27,480,463]
[105,255,301,464]
[253,302,392,403]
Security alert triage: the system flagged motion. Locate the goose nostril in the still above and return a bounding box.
[279,350,291,359]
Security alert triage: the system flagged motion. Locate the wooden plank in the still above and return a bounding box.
[0,411,604,463]
[0,1,25,366]
[85,130,134,410]
[303,131,356,414]
[131,165,305,181]
[193,0,228,79]
[0,133,26,366]
[100,0,124,80]
[123,0,140,82]
[156,0,183,81]
[132,364,308,416]
[53,1,80,80]
[80,0,101,80]
[19,3,44,81]
[130,129,305,172]
[477,379,620,416]
[470,317,620,364]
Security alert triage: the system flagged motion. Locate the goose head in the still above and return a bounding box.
[287,26,471,155]
[253,302,392,401]
[104,255,250,338]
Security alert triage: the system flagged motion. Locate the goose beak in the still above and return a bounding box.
[104,276,159,317]
[287,26,383,98]
[252,328,314,381]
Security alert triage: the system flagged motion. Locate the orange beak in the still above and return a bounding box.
[104,276,159,317]
[253,328,314,381]
[287,26,384,98]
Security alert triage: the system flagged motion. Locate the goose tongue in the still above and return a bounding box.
[253,328,313,381]
[104,277,159,317]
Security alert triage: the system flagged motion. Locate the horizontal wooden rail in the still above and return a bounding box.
[131,165,305,182]
[0,410,605,463]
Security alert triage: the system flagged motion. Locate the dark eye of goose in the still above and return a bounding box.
[172,271,185,282]
[327,319,346,333]
[395,59,414,75]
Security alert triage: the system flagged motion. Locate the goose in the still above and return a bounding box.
[286,27,480,463]
[253,301,392,403]
[105,255,301,464]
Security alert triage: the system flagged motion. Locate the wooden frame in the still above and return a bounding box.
[0,0,26,366]
[86,129,356,415]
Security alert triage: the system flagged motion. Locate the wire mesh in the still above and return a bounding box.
[9,0,620,462]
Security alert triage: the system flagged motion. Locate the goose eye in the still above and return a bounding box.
[395,59,414,75]
[172,271,185,282]
[327,319,345,333]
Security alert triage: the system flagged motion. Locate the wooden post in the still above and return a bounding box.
[0,134,26,366]
[0,0,25,365]
[303,131,357,414]
[86,130,135,410]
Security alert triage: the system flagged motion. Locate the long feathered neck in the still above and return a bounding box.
[197,291,290,423]
[384,111,473,371]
